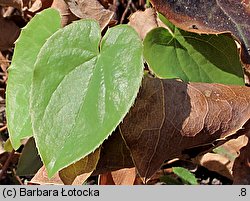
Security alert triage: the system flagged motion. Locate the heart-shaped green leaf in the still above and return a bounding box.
[30,20,143,177]
[143,21,244,85]
[6,9,61,149]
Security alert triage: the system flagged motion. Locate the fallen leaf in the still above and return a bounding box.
[99,168,138,185]
[196,135,248,179]
[143,24,244,85]
[98,172,115,185]
[128,8,158,40]
[232,138,250,184]
[0,17,20,51]
[0,0,29,10]
[110,168,136,185]
[120,76,250,181]
[59,148,100,185]
[128,8,169,40]
[64,0,114,30]
[29,166,64,185]
[28,0,53,13]
[93,130,134,176]
[150,0,250,63]
[51,0,79,27]
[28,0,79,27]
[197,153,233,179]
[99,168,136,185]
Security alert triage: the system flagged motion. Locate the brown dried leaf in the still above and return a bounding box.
[0,17,20,51]
[28,0,53,13]
[0,51,9,73]
[93,130,134,176]
[199,153,233,179]
[98,172,115,185]
[128,8,169,40]
[120,76,250,181]
[51,0,78,27]
[59,148,100,185]
[98,168,137,185]
[29,166,64,185]
[0,0,29,10]
[128,8,158,40]
[99,168,136,185]
[196,135,248,179]
[232,138,250,184]
[110,168,136,185]
[151,0,250,63]
[64,0,114,30]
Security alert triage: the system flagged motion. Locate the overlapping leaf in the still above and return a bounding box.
[16,138,43,176]
[143,22,244,84]
[120,76,250,180]
[232,140,250,184]
[59,148,100,185]
[94,130,134,175]
[65,0,114,29]
[99,168,136,185]
[30,19,143,177]
[6,8,61,149]
[150,0,250,62]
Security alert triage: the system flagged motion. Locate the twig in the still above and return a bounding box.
[130,1,137,12]
[0,125,7,132]
[120,0,132,24]
[12,169,24,185]
[0,149,15,181]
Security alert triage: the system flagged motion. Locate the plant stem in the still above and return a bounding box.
[0,149,15,181]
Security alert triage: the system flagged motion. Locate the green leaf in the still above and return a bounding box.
[143,24,244,85]
[6,9,61,149]
[30,20,143,177]
[173,167,198,185]
[160,175,182,185]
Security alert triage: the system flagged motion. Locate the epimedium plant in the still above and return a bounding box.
[6,8,244,178]
[143,14,244,85]
[6,9,144,177]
